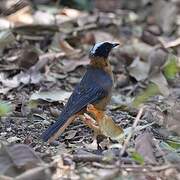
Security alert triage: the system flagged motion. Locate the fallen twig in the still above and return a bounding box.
[73,154,104,162]
[121,164,178,172]
[120,106,144,156]
[93,163,178,172]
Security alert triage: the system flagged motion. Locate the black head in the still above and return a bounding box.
[89,42,119,58]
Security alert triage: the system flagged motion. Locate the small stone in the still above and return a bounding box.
[148,25,162,35]
[42,120,50,126]
[116,74,129,88]
[7,136,21,143]
[24,137,32,144]
[1,132,7,137]
[50,107,60,117]
[35,146,42,152]
[6,127,12,132]
[28,125,34,129]
[68,77,80,84]
[50,140,60,146]
[141,30,159,46]
[30,142,36,148]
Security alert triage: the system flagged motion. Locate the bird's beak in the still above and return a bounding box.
[112,43,119,48]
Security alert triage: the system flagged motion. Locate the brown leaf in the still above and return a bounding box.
[51,38,81,59]
[163,37,180,49]
[0,144,42,176]
[128,56,150,81]
[64,130,77,140]
[17,46,39,70]
[6,6,33,25]
[0,52,63,92]
[141,29,160,46]
[59,40,77,54]
[150,72,169,96]
[33,11,55,25]
[15,166,51,180]
[0,175,12,180]
[0,72,19,88]
[86,104,124,141]
[60,55,89,73]
[164,99,180,135]
[81,32,95,45]
[135,132,156,164]
[93,31,116,43]
[96,169,119,180]
[148,48,168,77]
[153,0,177,34]
[7,136,21,143]
[119,41,153,61]
[0,0,30,16]
[0,30,16,49]
[30,90,71,102]
[60,8,81,18]
[94,0,121,12]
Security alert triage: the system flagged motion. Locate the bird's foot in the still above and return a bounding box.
[79,114,101,134]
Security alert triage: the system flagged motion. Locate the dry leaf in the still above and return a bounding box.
[164,99,180,135]
[0,73,20,88]
[64,130,77,140]
[163,37,180,49]
[153,0,177,34]
[17,46,39,70]
[135,132,156,164]
[15,166,51,180]
[150,72,169,96]
[128,56,150,81]
[93,31,116,43]
[148,48,168,77]
[0,30,16,49]
[51,39,82,58]
[30,90,71,102]
[0,52,62,92]
[7,136,21,143]
[52,155,78,180]
[119,41,153,61]
[84,139,98,150]
[0,18,12,29]
[0,0,30,16]
[6,144,42,169]
[33,11,55,25]
[141,29,160,46]
[60,8,81,18]
[59,40,78,54]
[86,104,124,141]
[6,6,33,25]
[60,55,89,73]
[0,144,42,176]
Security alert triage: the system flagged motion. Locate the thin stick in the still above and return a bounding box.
[120,106,144,156]
[120,164,178,172]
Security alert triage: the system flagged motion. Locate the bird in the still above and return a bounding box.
[42,42,119,142]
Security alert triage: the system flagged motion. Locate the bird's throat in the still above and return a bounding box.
[90,57,113,80]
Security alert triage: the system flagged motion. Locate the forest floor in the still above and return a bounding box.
[0,0,180,179]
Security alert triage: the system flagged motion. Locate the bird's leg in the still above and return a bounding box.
[78,114,101,134]
[48,115,77,143]
[79,114,101,150]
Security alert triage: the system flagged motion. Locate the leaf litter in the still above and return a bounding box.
[0,0,180,179]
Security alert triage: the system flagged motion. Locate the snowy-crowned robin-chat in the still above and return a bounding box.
[42,42,119,142]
